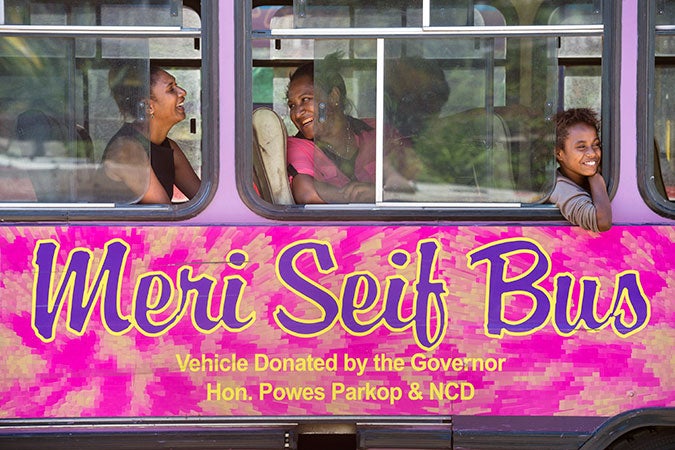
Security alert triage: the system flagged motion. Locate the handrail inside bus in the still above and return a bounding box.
[257,24,604,39]
[304,203,523,210]
[0,203,117,209]
[0,25,200,38]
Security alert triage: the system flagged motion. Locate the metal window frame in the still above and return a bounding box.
[240,0,618,222]
[0,0,215,221]
[637,0,675,218]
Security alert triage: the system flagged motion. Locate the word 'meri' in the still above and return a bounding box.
[31,237,650,349]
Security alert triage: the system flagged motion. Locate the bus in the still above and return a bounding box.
[0,0,673,448]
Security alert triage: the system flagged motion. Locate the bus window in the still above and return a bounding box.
[293,0,479,28]
[547,4,603,113]
[3,0,183,26]
[379,36,555,204]
[652,2,675,205]
[0,1,206,215]
[247,0,610,218]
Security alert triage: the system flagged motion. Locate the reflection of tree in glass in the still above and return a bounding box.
[411,108,555,195]
[411,111,513,189]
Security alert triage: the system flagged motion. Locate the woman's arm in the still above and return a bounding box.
[588,172,612,231]
[339,181,375,202]
[291,173,375,203]
[170,139,201,200]
[292,173,329,203]
[104,136,172,203]
[140,171,172,204]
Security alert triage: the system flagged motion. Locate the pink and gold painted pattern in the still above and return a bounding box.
[0,225,672,418]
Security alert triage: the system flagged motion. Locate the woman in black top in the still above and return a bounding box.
[103,63,200,204]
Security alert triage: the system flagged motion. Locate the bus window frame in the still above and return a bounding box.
[638,0,675,219]
[239,0,619,222]
[0,0,217,222]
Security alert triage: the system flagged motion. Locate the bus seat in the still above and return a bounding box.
[7,110,103,202]
[252,107,295,205]
[76,124,95,160]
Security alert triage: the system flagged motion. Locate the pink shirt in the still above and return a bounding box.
[287,118,377,188]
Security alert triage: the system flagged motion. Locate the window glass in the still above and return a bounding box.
[251,1,605,211]
[290,1,426,28]
[549,4,603,58]
[653,67,675,197]
[654,45,675,200]
[560,67,601,114]
[285,0,602,28]
[252,6,284,60]
[656,0,675,25]
[279,38,556,205]
[0,1,202,206]
[548,4,602,126]
[381,38,555,204]
[0,37,136,203]
[2,0,182,27]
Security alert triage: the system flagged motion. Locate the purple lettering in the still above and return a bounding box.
[411,240,448,350]
[31,239,253,341]
[274,239,449,350]
[612,271,651,336]
[381,250,412,329]
[341,272,380,333]
[275,240,339,335]
[134,272,184,335]
[468,239,551,338]
[32,239,131,342]
[469,239,652,338]
[180,257,253,333]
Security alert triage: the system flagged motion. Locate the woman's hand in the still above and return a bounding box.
[588,172,612,231]
[384,172,417,193]
[383,152,417,193]
[292,175,375,203]
[341,181,375,202]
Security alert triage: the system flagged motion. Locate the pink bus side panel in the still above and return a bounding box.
[0,225,672,417]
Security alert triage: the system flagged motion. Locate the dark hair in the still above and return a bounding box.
[288,53,348,108]
[109,62,165,119]
[384,57,451,136]
[555,108,600,150]
[386,57,450,103]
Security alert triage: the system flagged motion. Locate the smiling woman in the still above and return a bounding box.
[547,108,612,232]
[285,57,418,204]
[101,62,201,204]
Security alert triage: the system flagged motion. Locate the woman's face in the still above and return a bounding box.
[556,122,601,185]
[149,70,187,127]
[287,74,317,139]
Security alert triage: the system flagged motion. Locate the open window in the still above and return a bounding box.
[246,0,613,220]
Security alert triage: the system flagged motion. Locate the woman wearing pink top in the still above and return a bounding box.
[286,59,416,204]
